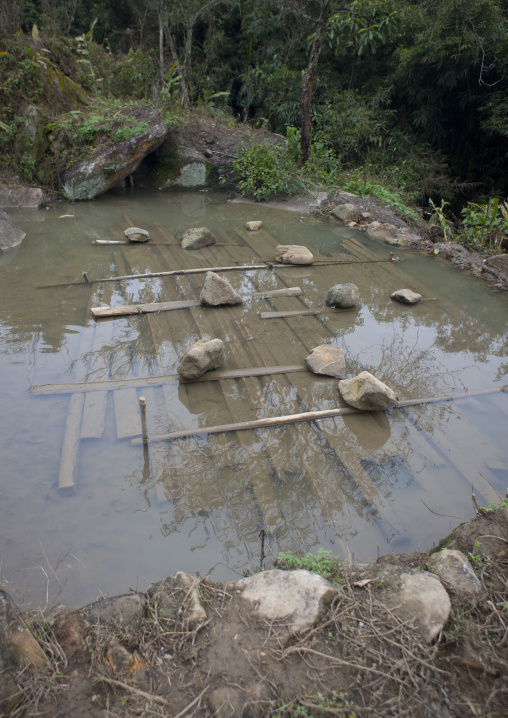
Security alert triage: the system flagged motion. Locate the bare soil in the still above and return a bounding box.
[9,508,508,718]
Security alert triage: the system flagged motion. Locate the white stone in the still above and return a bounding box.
[305,345,346,378]
[177,338,226,379]
[390,288,422,304]
[396,571,451,643]
[181,227,216,250]
[339,371,397,411]
[428,550,483,602]
[123,227,150,243]
[246,221,262,231]
[227,570,340,635]
[275,244,314,265]
[325,283,359,308]
[200,271,243,306]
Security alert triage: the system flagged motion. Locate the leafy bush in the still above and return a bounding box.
[232,139,307,201]
[460,198,508,251]
[342,170,420,220]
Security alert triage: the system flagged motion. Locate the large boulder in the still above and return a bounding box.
[325,283,359,308]
[227,570,340,636]
[61,109,168,200]
[181,227,216,250]
[339,371,398,411]
[0,210,26,251]
[390,288,422,305]
[305,345,347,378]
[200,271,243,306]
[0,186,44,209]
[275,244,314,265]
[331,203,363,223]
[177,338,226,380]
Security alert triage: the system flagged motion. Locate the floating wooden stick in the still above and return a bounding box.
[132,385,507,445]
[38,263,272,289]
[31,364,308,395]
[91,286,302,318]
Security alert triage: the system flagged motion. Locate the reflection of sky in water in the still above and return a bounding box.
[0,190,507,608]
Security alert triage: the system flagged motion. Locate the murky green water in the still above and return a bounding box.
[1,188,507,608]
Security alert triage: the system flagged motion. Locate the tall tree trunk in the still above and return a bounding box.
[158,10,164,88]
[300,1,332,164]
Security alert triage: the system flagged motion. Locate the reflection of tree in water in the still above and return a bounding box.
[355,322,466,398]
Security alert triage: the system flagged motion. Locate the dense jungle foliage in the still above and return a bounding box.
[1,0,507,249]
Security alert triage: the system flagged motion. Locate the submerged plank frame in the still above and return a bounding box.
[91,286,303,317]
[131,386,508,445]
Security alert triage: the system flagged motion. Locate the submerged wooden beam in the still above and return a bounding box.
[91,286,303,317]
[132,386,507,445]
[259,309,319,319]
[31,364,308,395]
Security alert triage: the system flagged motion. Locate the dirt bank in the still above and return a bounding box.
[3,506,508,718]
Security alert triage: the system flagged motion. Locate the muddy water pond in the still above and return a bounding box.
[1,188,507,608]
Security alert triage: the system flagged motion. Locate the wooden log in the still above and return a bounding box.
[131,387,508,445]
[114,389,141,440]
[91,287,303,317]
[31,364,308,395]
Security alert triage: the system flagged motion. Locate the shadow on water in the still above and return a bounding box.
[0,189,507,607]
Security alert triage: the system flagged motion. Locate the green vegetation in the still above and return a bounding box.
[0,0,507,251]
[273,548,343,583]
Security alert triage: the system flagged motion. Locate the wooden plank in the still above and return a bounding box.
[260,309,319,319]
[80,310,115,438]
[114,388,142,439]
[91,287,303,317]
[81,391,108,439]
[31,365,308,395]
[57,293,98,491]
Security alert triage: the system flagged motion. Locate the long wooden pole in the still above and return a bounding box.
[132,386,507,445]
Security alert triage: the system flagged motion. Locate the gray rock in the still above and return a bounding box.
[428,550,483,602]
[325,283,359,308]
[177,338,226,380]
[200,271,243,306]
[123,227,150,243]
[181,226,216,250]
[0,186,44,209]
[331,203,363,223]
[227,569,340,636]
[246,221,262,231]
[275,244,314,265]
[80,593,146,630]
[305,345,347,378]
[349,564,450,643]
[339,371,397,411]
[61,109,168,200]
[367,222,420,246]
[390,288,422,304]
[0,210,26,251]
